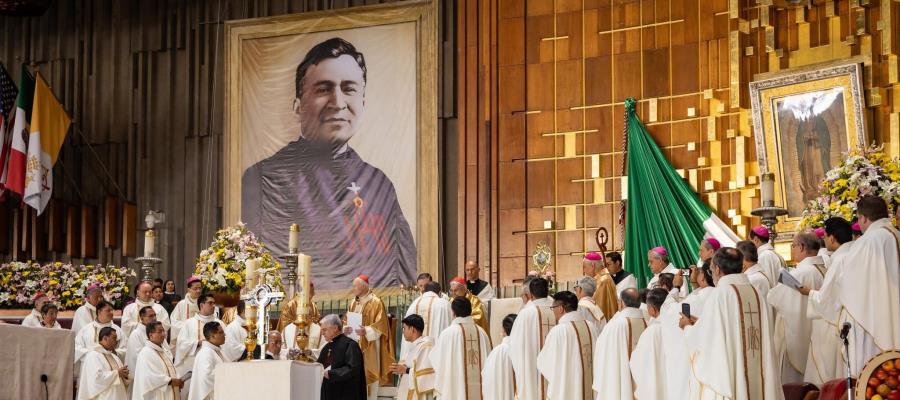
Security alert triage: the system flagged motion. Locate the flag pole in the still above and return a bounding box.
[618,98,634,246]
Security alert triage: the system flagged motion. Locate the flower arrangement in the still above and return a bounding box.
[801,144,900,228]
[0,262,135,309]
[193,223,283,293]
[528,268,557,294]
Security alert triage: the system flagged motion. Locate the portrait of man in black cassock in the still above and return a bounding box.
[242,37,416,290]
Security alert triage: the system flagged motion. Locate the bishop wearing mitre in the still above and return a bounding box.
[582,252,619,320]
[133,321,185,400]
[592,288,647,400]
[77,327,130,400]
[537,291,598,400]
[392,315,436,400]
[681,248,783,400]
[345,275,395,400]
[508,277,555,400]
[174,293,224,399]
[121,281,170,338]
[448,277,489,333]
[429,296,492,400]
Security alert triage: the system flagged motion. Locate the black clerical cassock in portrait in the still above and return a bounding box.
[316,333,367,400]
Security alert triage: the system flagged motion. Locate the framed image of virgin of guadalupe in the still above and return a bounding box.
[223,1,438,292]
[749,58,868,233]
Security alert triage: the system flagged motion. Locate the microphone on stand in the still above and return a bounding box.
[841,322,853,400]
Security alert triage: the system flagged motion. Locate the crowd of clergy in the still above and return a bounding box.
[19,195,899,400]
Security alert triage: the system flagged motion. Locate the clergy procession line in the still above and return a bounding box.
[20,195,899,400]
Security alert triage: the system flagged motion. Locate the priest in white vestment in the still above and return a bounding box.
[223,300,251,361]
[170,277,202,346]
[174,293,223,399]
[429,296,491,400]
[122,282,170,338]
[188,322,227,400]
[630,288,671,400]
[592,288,647,400]
[647,247,688,299]
[21,292,49,328]
[537,291,598,400]
[76,301,127,365]
[822,197,900,376]
[574,276,606,335]
[750,226,785,287]
[392,315,435,400]
[77,327,130,400]
[767,232,825,383]
[737,241,771,299]
[132,321,184,400]
[508,277,555,400]
[73,285,104,335]
[482,314,516,400]
[126,306,167,398]
[681,247,783,400]
[400,281,451,357]
[798,217,854,385]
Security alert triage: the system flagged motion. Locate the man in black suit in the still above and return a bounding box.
[317,314,366,400]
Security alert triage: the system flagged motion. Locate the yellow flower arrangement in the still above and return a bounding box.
[193,223,283,293]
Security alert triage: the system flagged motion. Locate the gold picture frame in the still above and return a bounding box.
[749,58,868,234]
[223,0,439,294]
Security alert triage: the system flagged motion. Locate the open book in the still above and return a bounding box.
[779,269,803,291]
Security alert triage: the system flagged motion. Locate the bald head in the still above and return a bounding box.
[620,288,640,308]
[136,281,153,302]
[465,261,480,281]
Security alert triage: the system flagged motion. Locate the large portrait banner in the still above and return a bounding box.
[224,1,438,291]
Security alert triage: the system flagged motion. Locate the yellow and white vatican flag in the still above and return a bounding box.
[24,74,70,214]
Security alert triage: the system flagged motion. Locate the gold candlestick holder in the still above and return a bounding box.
[291,313,315,362]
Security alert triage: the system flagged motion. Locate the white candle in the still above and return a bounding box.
[144,230,155,258]
[760,173,775,206]
[288,224,300,252]
[245,258,259,282]
[297,253,311,309]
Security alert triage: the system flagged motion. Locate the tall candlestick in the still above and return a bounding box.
[297,253,311,310]
[144,229,155,258]
[288,224,300,252]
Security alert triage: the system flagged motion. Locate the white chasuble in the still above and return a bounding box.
[805,242,853,385]
[400,292,451,358]
[76,321,127,363]
[170,296,199,346]
[577,296,606,337]
[429,317,491,400]
[630,319,667,400]
[396,336,435,400]
[767,255,825,382]
[187,341,225,400]
[837,219,900,376]
[507,297,555,400]
[122,300,170,338]
[481,336,515,400]
[77,345,129,400]
[686,273,783,400]
[132,342,179,400]
[72,303,98,335]
[173,315,223,379]
[592,307,646,400]
[536,312,596,400]
[757,243,785,288]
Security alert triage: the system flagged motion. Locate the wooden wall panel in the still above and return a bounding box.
[459,0,899,287]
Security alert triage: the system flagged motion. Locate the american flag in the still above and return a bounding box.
[0,63,19,194]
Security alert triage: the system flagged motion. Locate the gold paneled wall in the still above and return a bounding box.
[457,0,898,286]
